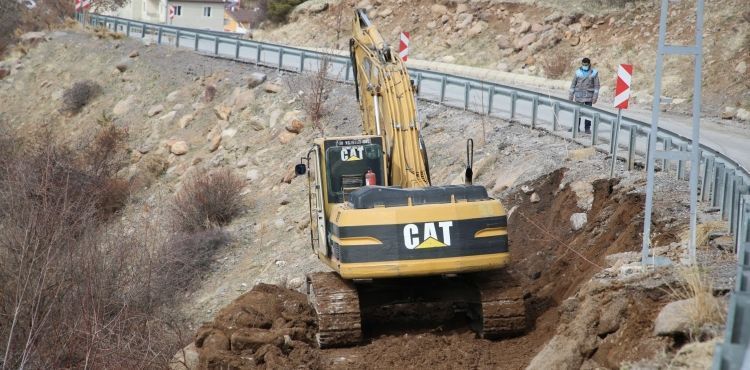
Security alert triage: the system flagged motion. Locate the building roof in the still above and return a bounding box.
[169,0,225,4]
[228,8,253,23]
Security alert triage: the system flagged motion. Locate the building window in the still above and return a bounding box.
[175,5,181,15]
[203,6,211,17]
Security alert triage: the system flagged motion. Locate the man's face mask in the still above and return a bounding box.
[582,64,590,71]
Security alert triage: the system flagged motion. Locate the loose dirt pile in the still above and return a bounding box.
[192,284,321,369]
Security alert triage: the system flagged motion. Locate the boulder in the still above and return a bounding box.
[570,213,587,231]
[568,35,581,46]
[544,11,562,24]
[178,114,194,129]
[214,104,231,120]
[159,111,177,123]
[496,35,512,50]
[278,131,297,144]
[737,108,750,122]
[147,104,164,117]
[19,31,46,42]
[246,168,261,182]
[247,72,267,88]
[456,13,474,29]
[569,23,583,33]
[379,8,393,17]
[208,135,221,152]
[735,61,747,74]
[264,83,283,93]
[516,21,531,34]
[467,21,487,37]
[234,90,255,112]
[530,23,546,33]
[456,3,468,13]
[515,33,537,49]
[654,298,694,336]
[521,185,534,194]
[128,50,139,58]
[169,343,199,370]
[430,4,448,16]
[307,3,328,14]
[721,107,736,120]
[530,192,540,203]
[0,68,9,80]
[170,141,189,155]
[285,119,304,134]
[198,330,229,351]
[113,95,135,116]
[203,85,217,102]
[166,89,183,103]
[115,58,131,72]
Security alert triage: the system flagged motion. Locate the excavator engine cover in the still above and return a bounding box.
[348,185,490,209]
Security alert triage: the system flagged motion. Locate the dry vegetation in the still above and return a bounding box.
[61,80,101,114]
[289,56,335,135]
[669,266,726,339]
[171,168,246,232]
[0,123,241,368]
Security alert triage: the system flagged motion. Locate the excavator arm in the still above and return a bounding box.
[350,9,429,188]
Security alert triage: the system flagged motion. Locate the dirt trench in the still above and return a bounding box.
[188,168,679,369]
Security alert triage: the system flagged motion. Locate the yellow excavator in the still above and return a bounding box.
[294,9,526,348]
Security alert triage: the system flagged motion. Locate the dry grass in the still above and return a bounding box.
[690,221,727,248]
[541,51,574,80]
[289,56,335,135]
[668,266,726,337]
[171,169,246,231]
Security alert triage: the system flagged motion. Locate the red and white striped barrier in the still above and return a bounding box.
[614,64,633,109]
[75,0,92,11]
[399,32,410,62]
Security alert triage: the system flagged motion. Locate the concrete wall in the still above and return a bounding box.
[105,0,163,23]
[169,2,224,31]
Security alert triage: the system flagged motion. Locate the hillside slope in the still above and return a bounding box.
[254,0,749,118]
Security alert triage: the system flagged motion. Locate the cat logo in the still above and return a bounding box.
[340,146,364,161]
[403,221,453,249]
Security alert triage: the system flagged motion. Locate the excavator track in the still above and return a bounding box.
[307,272,362,348]
[469,271,527,339]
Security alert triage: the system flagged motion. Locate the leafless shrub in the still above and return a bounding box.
[61,80,101,114]
[290,56,335,135]
[172,169,246,232]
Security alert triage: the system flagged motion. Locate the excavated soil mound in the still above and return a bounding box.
[194,284,320,369]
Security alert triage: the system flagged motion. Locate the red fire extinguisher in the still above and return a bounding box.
[365,169,376,186]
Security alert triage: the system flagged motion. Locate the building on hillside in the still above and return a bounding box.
[106,0,168,24]
[106,0,226,31]
[224,8,253,35]
[168,0,225,31]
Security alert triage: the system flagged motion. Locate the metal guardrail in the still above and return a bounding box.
[79,13,749,366]
[714,195,750,370]
[80,12,750,246]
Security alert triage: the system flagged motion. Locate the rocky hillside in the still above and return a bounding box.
[254,0,750,119]
[0,25,738,369]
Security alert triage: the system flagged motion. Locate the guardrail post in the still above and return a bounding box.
[299,51,305,72]
[572,107,580,138]
[553,102,560,131]
[256,43,262,65]
[677,144,687,180]
[175,29,181,48]
[531,96,539,129]
[463,82,470,110]
[194,33,199,51]
[591,113,600,146]
[126,21,131,37]
[701,156,714,202]
[510,91,517,121]
[487,85,494,115]
[141,24,146,38]
[415,73,423,97]
[345,59,352,81]
[277,48,283,69]
[214,36,219,55]
[723,170,735,219]
[714,163,726,208]
[235,39,240,59]
[730,178,745,235]
[113,19,118,32]
[663,137,672,173]
[628,125,637,170]
[157,26,162,44]
[439,75,447,104]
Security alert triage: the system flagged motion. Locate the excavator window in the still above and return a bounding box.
[325,144,383,203]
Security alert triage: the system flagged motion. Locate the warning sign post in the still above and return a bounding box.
[610,64,633,177]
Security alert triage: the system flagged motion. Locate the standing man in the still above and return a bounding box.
[569,57,600,134]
